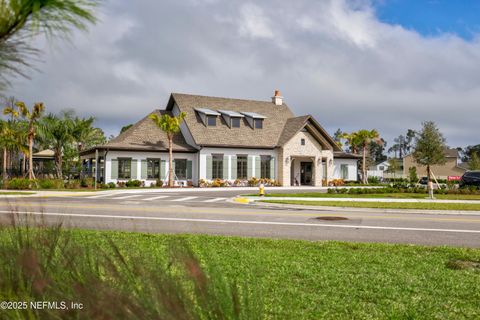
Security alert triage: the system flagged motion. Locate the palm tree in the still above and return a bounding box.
[37,112,74,179]
[354,129,382,184]
[16,102,45,180]
[71,116,105,152]
[149,112,186,187]
[0,0,100,90]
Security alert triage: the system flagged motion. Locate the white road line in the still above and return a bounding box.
[110,195,143,200]
[2,210,480,234]
[172,196,198,202]
[85,194,115,199]
[204,197,227,203]
[142,195,170,201]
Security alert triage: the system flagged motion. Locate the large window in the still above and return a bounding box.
[260,155,271,179]
[118,158,131,179]
[175,159,187,180]
[340,164,349,180]
[207,116,216,126]
[147,159,160,179]
[212,155,223,179]
[231,117,241,128]
[237,155,248,179]
[254,119,263,129]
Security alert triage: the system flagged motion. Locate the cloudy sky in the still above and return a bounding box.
[8,0,480,149]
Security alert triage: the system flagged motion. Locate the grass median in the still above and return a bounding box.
[0,192,35,195]
[260,199,480,211]
[254,192,480,200]
[1,224,479,319]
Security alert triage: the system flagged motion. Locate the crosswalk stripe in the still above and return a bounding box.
[204,197,227,203]
[85,194,115,199]
[172,196,198,202]
[142,195,170,201]
[111,195,143,200]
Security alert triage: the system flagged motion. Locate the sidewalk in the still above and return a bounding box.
[0,185,383,198]
[244,196,480,204]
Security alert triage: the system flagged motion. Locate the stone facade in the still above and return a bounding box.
[278,131,334,186]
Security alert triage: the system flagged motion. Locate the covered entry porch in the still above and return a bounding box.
[287,156,329,187]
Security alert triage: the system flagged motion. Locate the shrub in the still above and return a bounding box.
[64,180,81,189]
[156,179,164,187]
[126,179,142,188]
[367,176,380,184]
[248,177,259,187]
[211,178,225,188]
[7,178,33,190]
[38,179,64,189]
[107,182,116,188]
[80,177,94,188]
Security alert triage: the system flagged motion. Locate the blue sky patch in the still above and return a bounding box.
[375,0,480,39]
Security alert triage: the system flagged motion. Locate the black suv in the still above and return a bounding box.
[459,171,480,187]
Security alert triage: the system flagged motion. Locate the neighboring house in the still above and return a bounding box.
[403,148,467,180]
[333,152,360,181]
[368,159,403,179]
[80,91,342,187]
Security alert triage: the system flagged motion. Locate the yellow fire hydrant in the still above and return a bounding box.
[259,183,265,196]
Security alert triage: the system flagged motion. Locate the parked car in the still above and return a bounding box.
[459,171,480,187]
[418,177,428,185]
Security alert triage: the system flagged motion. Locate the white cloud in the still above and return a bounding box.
[238,3,274,39]
[6,0,480,147]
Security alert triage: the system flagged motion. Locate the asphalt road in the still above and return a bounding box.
[1,190,479,247]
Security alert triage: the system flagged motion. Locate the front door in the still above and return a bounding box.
[300,162,313,185]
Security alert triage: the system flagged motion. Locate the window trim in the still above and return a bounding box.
[236,155,248,180]
[231,117,241,128]
[118,157,132,180]
[260,155,271,179]
[212,154,223,179]
[207,116,217,127]
[254,119,263,129]
[146,158,160,180]
[174,159,188,180]
[301,138,305,146]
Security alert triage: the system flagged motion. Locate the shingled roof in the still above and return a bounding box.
[167,93,340,150]
[86,110,196,153]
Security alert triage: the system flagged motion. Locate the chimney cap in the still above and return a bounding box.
[274,89,282,97]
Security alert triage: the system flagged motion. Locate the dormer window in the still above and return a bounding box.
[218,110,244,129]
[195,108,220,127]
[207,116,217,126]
[240,112,267,129]
[231,117,241,128]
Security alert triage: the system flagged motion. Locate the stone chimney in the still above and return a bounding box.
[272,89,283,105]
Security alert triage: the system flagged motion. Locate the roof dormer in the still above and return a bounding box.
[195,108,220,127]
[240,112,266,129]
[218,110,245,128]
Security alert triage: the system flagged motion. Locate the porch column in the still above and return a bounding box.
[314,157,323,187]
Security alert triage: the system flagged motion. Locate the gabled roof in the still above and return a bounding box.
[167,93,294,148]
[167,93,340,150]
[83,110,196,154]
[276,115,342,151]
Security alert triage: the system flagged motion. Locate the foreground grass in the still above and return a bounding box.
[1,226,479,319]
[261,200,480,211]
[0,192,35,195]
[256,192,480,200]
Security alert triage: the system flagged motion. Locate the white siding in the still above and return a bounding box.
[105,151,196,186]
[199,147,278,181]
[333,158,358,181]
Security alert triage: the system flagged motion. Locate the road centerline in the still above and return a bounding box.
[1,210,480,234]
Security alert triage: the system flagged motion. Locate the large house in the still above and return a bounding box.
[403,148,467,180]
[81,91,348,187]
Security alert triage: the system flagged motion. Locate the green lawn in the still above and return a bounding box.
[261,200,480,211]
[0,191,35,195]
[255,192,480,200]
[2,228,479,319]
